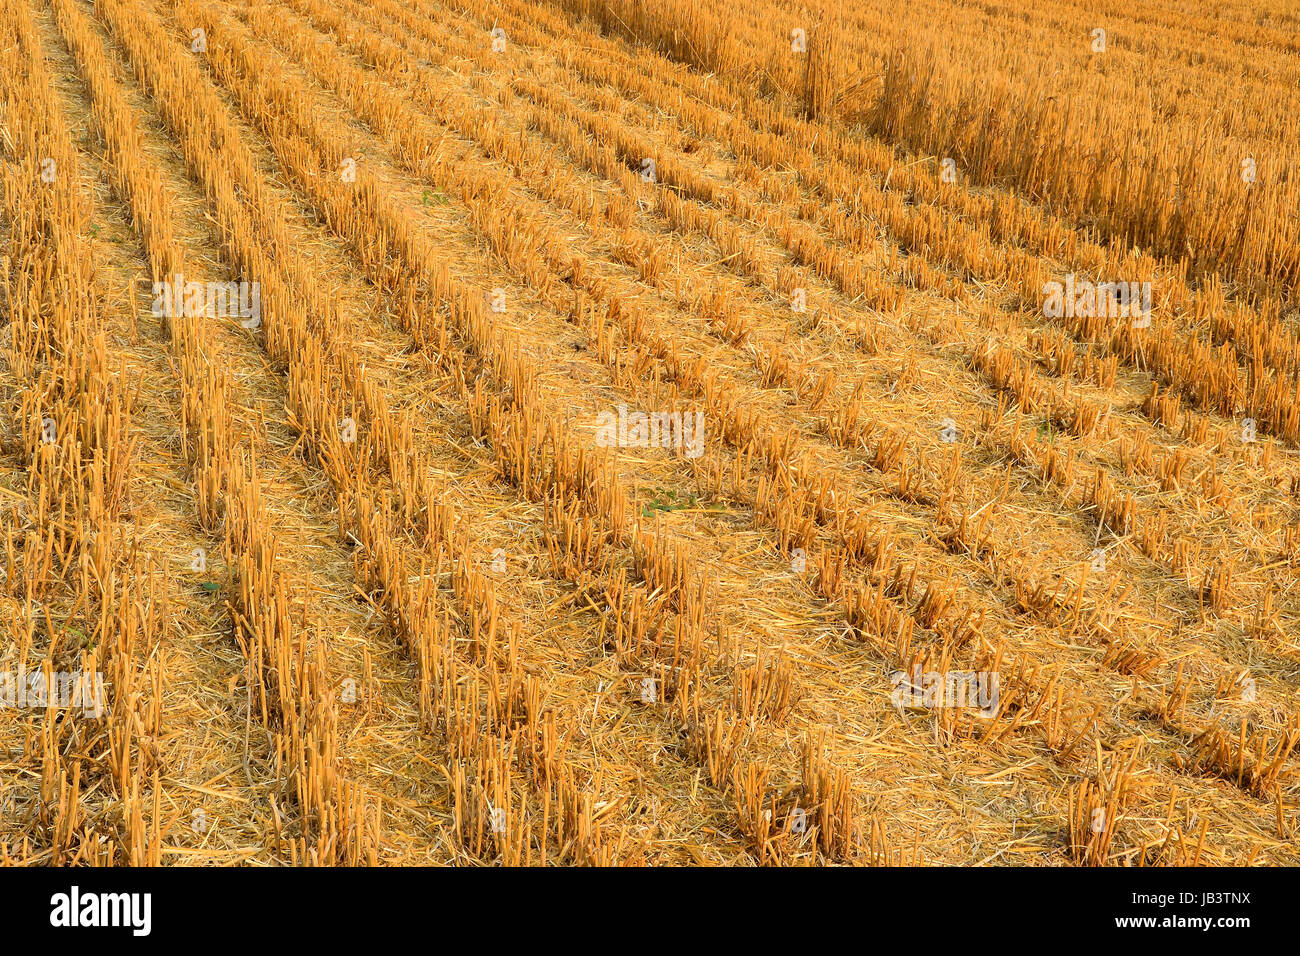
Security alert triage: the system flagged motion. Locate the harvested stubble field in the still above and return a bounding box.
[0,0,1298,868]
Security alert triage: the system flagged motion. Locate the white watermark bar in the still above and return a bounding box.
[890,668,999,717]
[0,668,106,717]
[594,404,705,459]
[152,273,261,327]
[1042,274,1152,326]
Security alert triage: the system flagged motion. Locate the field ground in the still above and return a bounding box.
[1,0,1299,865]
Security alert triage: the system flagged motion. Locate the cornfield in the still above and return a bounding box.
[1,0,1297,869]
